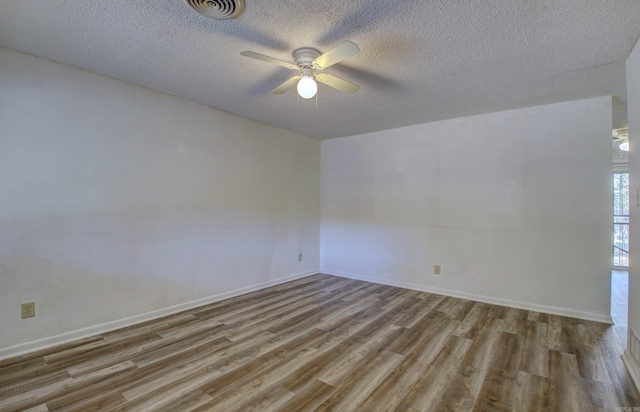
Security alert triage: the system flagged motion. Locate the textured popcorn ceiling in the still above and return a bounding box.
[1,0,639,139]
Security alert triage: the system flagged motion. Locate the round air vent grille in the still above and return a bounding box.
[184,0,244,19]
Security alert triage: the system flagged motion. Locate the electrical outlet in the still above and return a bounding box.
[434,265,441,275]
[298,253,303,262]
[21,302,35,319]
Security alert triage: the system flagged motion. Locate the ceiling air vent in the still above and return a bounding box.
[184,0,244,19]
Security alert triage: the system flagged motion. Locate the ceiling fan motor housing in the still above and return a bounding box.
[293,48,320,68]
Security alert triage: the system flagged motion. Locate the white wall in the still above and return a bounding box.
[0,48,320,354]
[625,37,640,389]
[321,97,612,321]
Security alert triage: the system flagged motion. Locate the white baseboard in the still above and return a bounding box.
[0,269,319,361]
[323,269,613,324]
[622,351,640,394]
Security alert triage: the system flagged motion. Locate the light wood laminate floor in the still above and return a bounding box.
[1,274,638,411]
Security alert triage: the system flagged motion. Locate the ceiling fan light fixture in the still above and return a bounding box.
[240,41,361,98]
[620,140,630,151]
[297,76,317,99]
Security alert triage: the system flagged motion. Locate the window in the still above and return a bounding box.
[613,172,629,268]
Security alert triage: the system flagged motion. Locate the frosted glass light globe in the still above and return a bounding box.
[620,141,630,151]
[297,76,317,99]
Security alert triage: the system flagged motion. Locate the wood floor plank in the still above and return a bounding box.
[488,332,524,378]
[102,314,198,343]
[435,364,486,412]
[459,312,498,341]
[314,350,405,411]
[386,313,445,356]
[476,332,523,406]
[350,318,459,411]
[189,280,322,321]
[288,325,401,393]
[434,296,459,315]
[502,308,530,336]
[0,273,638,411]
[511,370,550,412]
[574,342,613,384]
[22,404,49,412]
[446,299,477,321]
[486,304,509,320]
[454,302,490,337]
[548,314,579,354]
[598,340,640,406]
[473,395,511,411]
[223,385,295,412]
[67,325,226,377]
[277,379,338,412]
[47,389,128,412]
[0,336,102,371]
[400,336,474,411]
[354,368,421,412]
[519,319,549,378]
[394,404,421,412]
[581,377,623,411]
[0,360,135,411]
[0,370,71,399]
[392,293,445,329]
[316,327,404,388]
[548,349,595,412]
[120,359,222,402]
[215,288,328,326]
[0,358,50,388]
[527,311,549,323]
[196,347,322,410]
[197,327,329,401]
[153,389,213,412]
[130,329,234,369]
[118,367,223,412]
[112,338,234,397]
[461,318,503,371]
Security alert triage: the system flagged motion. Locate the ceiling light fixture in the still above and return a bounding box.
[613,128,630,151]
[297,67,317,99]
[620,141,629,151]
[240,42,360,100]
[297,76,317,99]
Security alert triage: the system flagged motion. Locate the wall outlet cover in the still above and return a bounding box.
[21,302,35,319]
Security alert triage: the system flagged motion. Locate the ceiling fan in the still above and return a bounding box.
[613,128,629,151]
[240,41,361,99]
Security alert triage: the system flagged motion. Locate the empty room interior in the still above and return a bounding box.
[2,1,640,411]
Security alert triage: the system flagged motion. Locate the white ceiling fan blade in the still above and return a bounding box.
[240,51,298,70]
[315,73,360,94]
[272,76,301,94]
[313,41,360,70]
